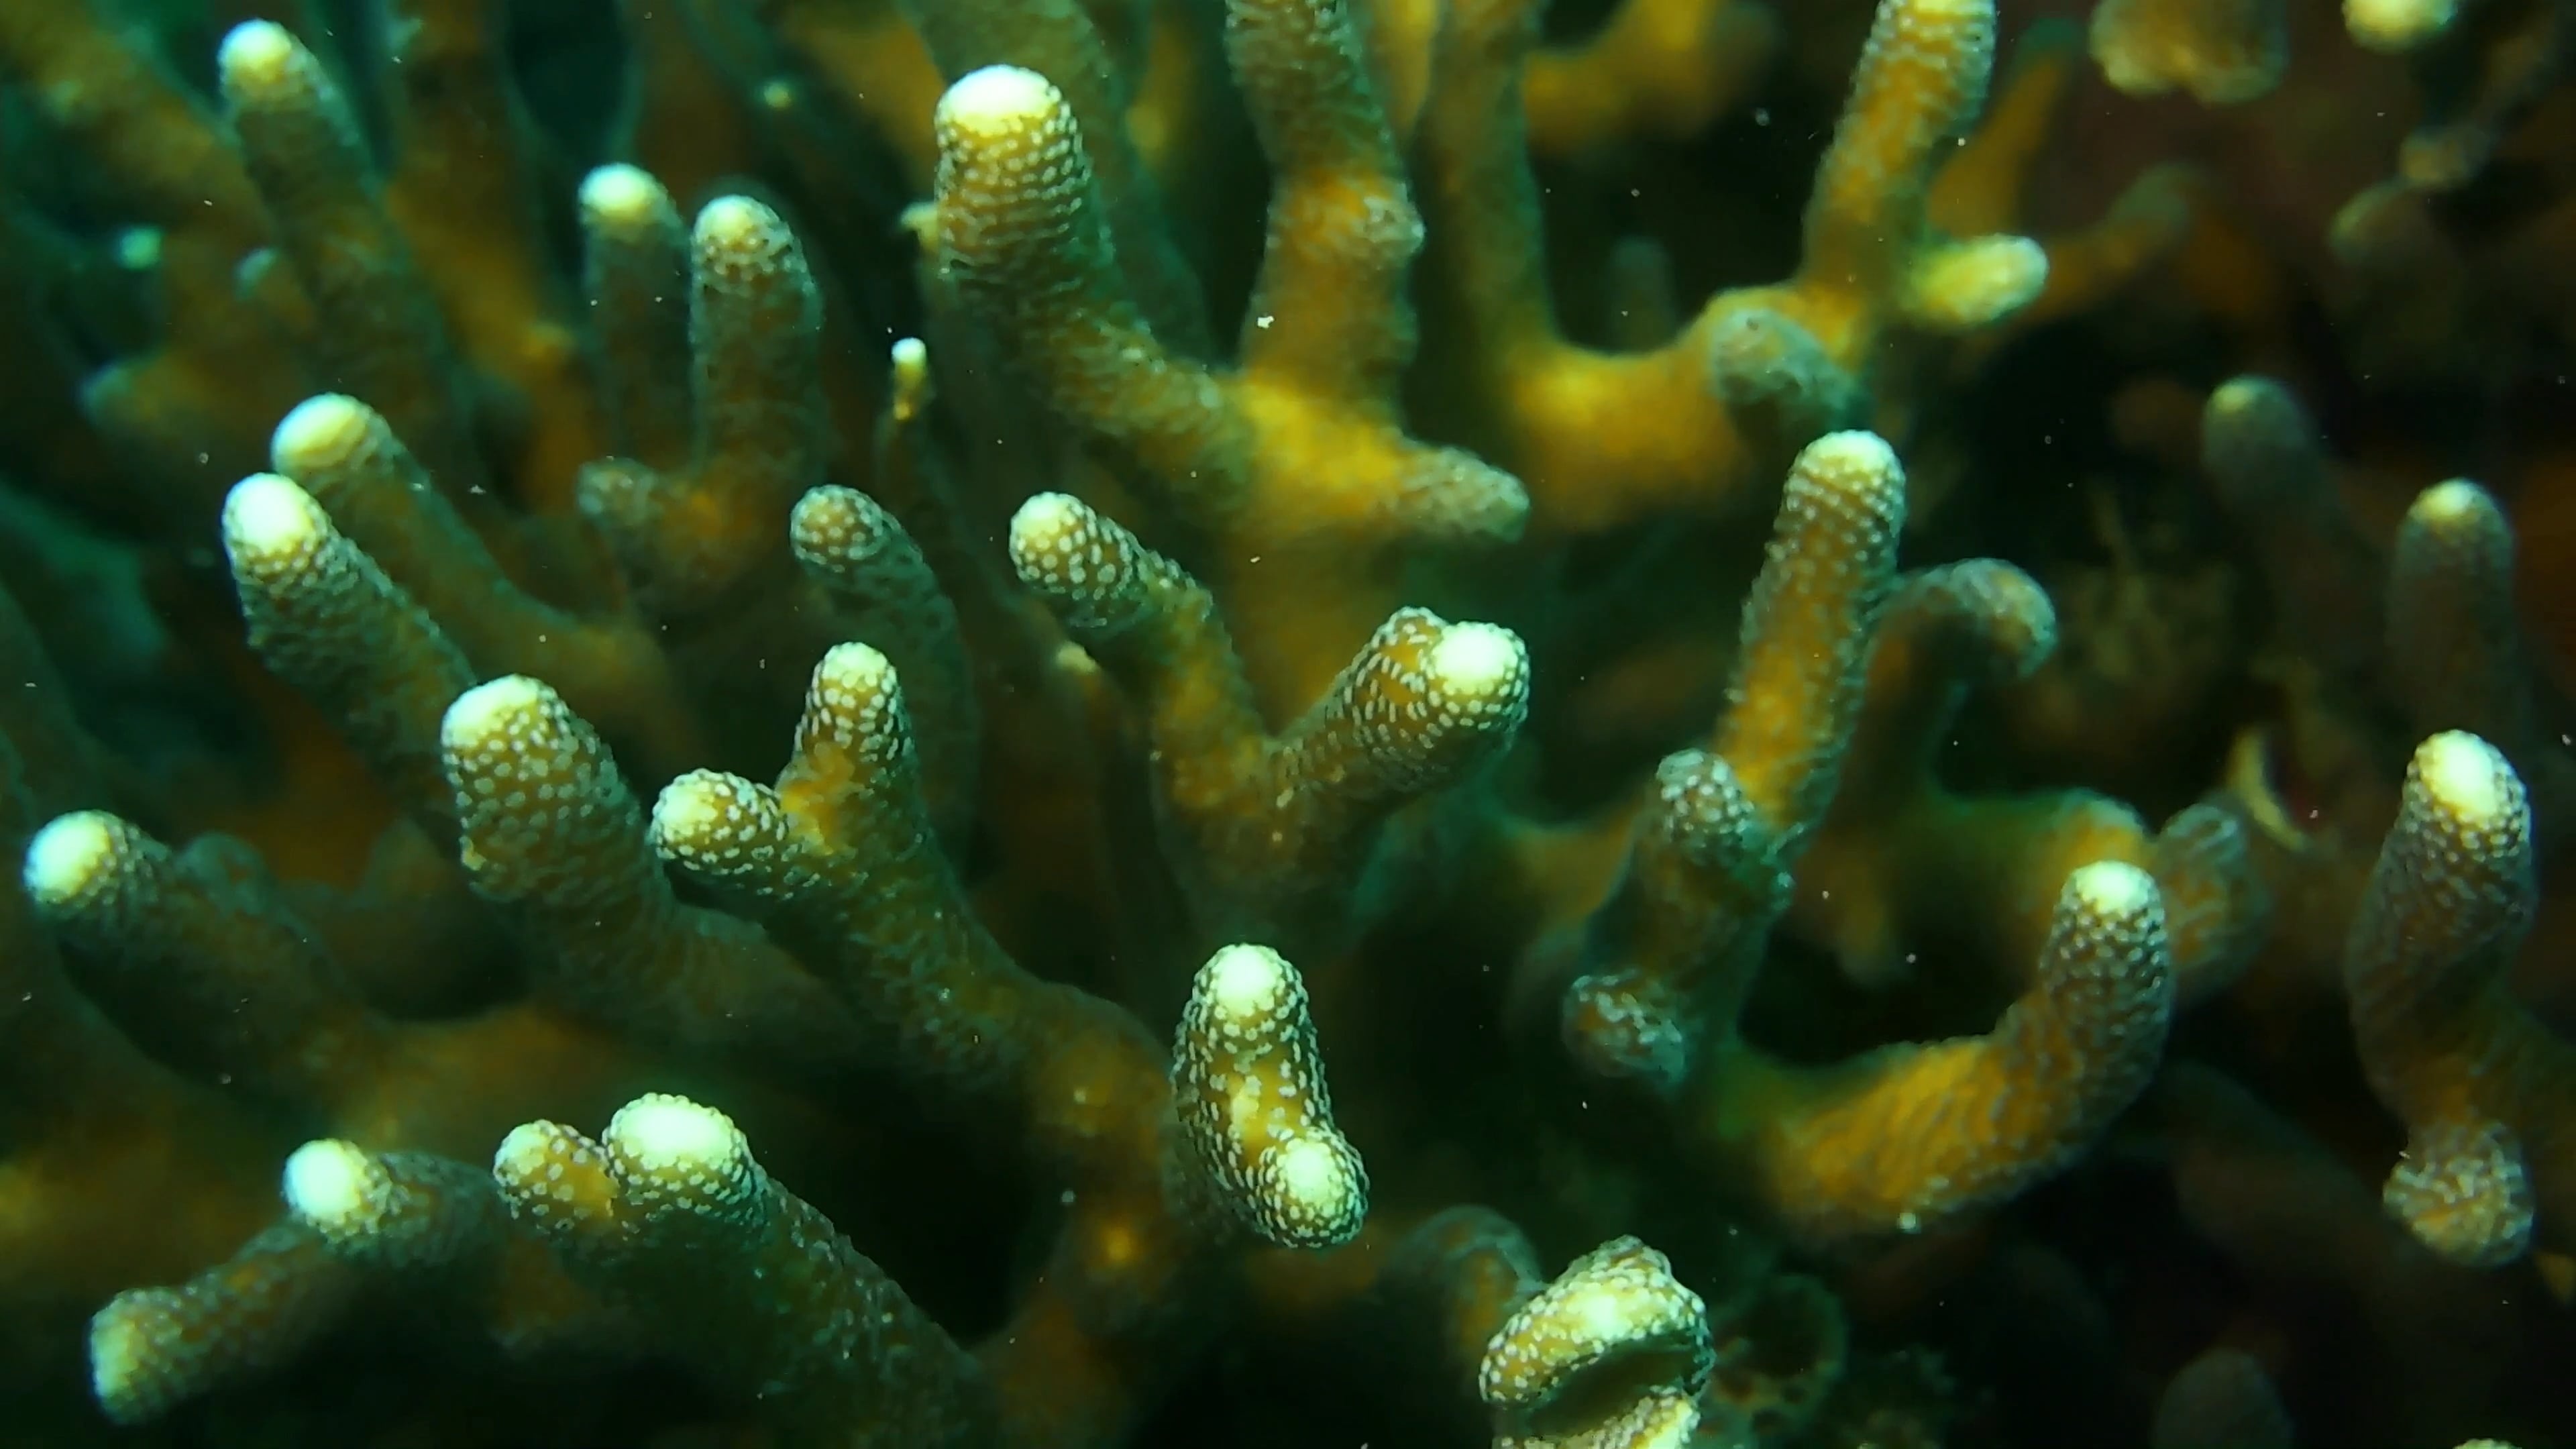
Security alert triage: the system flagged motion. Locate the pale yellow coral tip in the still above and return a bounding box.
[216,20,312,101]
[441,676,555,751]
[283,1140,380,1232]
[694,195,790,255]
[936,65,1067,139]
[604,1092,745,1175]
[2412,731,2514,829]
[271,394,380,476]
[1202,943,1295,1024]
[2068,858,2157,917]
[222,474,332,561]
[578,164,673,230]
[1428,623,1529,701]
[2345,0,2457,51]
[22,811,123,908]
[2407,478,2501,533]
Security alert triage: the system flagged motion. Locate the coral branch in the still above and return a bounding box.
[1169,943,1369,1247]
[495,1093,997,1445]
[1480,1236,1715,1449]
[2346,731,2576,1263]
[1707,860,2175,1244]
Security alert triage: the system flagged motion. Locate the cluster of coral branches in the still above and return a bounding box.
[0,0,2569,1444]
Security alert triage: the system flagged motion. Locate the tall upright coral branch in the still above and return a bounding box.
[217,21,487,501]
[1414,0,2041,540]
[2345,731,2576,1264]
[929,2,1528,714]
[1542,434,2181,1247]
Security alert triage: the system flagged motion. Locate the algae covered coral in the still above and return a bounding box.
[0,0,2571,1444]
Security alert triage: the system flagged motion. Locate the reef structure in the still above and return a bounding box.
[0,0,2570,1446]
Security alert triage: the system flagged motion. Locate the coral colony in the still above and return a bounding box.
[0,0,2571,1444]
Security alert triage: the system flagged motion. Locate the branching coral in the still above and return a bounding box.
[493,1093,996,1447]
[1414,0,2043,540]
[928,36,1526,713]
[2346,731,2575,1266]
[0,0,2571,1444]
[2088,0,2290,105]
[1545,432,2218,1248]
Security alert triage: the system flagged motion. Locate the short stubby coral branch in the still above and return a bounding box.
[284,1138,508,1272]
[1168,943,1369,1248]
[790,482,980,840]
[1560,751,1788,1090]
[2347,0,2465,50]
[577,164,697,473]
[1479,1236,1715,1449]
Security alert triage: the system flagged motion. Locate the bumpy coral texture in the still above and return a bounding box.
[0,0,2571,1446]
